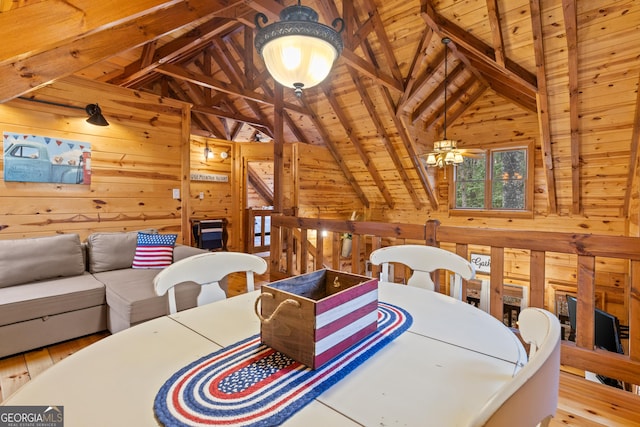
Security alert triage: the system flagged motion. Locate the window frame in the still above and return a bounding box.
[449,141,534,218]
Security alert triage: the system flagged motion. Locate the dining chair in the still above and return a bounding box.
[153,252,268,314]
[369,244,475,299]
[469,307,561,427]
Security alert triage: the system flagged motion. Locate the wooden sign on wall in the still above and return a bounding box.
[191,173,228,182]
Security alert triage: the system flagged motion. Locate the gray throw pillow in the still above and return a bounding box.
[0,234,85,288]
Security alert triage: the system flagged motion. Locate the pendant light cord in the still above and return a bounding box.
[443,38,449,140]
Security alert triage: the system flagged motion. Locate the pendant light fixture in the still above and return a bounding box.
[425,38,464,168]
[254,1,344,97]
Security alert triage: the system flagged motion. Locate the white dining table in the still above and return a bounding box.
[2,282,526,426]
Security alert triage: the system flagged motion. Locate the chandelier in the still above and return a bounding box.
[254,1,344,97]
[425,38,463,168]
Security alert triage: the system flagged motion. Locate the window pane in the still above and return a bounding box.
[491,150,526,209]
[455,154,486,208]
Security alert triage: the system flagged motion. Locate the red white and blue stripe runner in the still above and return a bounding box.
[154,302,412,427]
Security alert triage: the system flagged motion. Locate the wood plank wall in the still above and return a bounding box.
[0,76,188,241]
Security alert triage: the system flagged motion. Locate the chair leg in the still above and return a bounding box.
[537,415,552,427]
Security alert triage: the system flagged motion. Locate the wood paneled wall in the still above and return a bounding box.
[0,76,188,241]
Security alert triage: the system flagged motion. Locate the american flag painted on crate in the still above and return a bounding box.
[154,302,412,427]
[132,233,177,269]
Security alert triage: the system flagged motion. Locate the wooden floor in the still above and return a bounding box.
[1,276,639,425]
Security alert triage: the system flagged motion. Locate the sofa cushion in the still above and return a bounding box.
[132,233,177,269]
[0,234,85,288]
[0,272,105,326]
[86,229,156,273]
[95,269,200,326]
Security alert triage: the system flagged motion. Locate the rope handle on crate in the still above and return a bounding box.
[254,292,301,324]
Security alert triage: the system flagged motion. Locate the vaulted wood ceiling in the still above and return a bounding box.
[2,0,640,219]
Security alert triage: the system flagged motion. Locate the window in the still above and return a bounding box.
[451,144,532,216]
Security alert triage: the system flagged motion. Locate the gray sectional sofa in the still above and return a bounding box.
[0,231,208,358]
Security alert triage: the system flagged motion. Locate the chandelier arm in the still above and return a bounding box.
[255,12,268,29]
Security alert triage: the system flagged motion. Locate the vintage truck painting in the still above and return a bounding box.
[3,133,91,184]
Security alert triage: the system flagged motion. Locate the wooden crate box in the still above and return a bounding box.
[256,269,378,369]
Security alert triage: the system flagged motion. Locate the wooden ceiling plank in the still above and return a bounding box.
[0,0,243,102]
[562,0,581,215]
[529,0,557,213]
[346,66,423,209]
[623,71,640,217]
[486,0,506,67]
[0,0,180,65]
[299,95,371,208]
[321,83,395,208]
[397,27,435,111]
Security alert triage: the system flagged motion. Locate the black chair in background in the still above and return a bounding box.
[565,295,624,388]
[192,219,228,251]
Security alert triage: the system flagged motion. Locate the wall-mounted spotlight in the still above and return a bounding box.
[85,104,109,126]
[204,142,213,160]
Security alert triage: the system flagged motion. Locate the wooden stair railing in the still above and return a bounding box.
[270,215,640,388]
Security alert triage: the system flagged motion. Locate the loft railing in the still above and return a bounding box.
[244,208,272,254]
[269,215,640,388]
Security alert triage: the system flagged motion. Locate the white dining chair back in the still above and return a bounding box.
[369,245,475,298]
[153,252,268,314]
[469,307,561,427]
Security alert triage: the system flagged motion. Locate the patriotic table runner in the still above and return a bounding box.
[154,301,412,426]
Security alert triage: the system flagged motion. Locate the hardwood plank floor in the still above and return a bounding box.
[1,275,639,426]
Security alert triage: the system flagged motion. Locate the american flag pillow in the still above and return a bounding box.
[132,232,177,269]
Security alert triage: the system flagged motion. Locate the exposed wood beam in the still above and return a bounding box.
[346,0,437,208]
[248,164,274,205]
[167,79,225,138]
[397,28,436,111]
[191,104,272,131]
[0,0,245,103]
[623,73,640,217]
[321,83,395,208]
[529,0,557,213]
[362,0,404,85]
[421,3,537,109]
[412,62,464,123]
[0,0,181,65]
[207,37,276,138]
[563,0,581,215]
[273,84,284,213]
[486,0,506,67]
[424,76,478,132]
[347,66,423,209]
[298,96,370,208]
[155,64,310,116]
[113,18,238,87]
[340,49,404,93]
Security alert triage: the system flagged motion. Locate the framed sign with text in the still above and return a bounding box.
[470,253,491,273]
